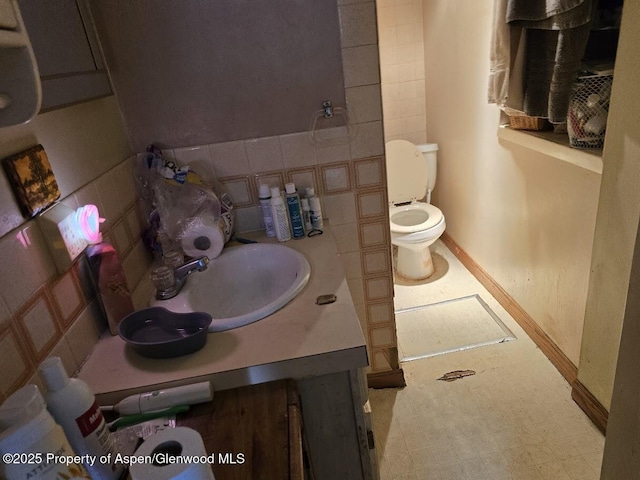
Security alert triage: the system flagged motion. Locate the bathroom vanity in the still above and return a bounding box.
[177,380,303,479]
[77,223,377,479]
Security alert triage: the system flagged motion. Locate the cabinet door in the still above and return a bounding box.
[18,0,111,111]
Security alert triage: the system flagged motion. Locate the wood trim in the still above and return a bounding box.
[572,379,608,434]
[286,380,305,480]
[288,403,304,480]
[367,368,406,389]
[441,233,578,385]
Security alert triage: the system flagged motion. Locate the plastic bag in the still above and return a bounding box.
[133,145,229,257]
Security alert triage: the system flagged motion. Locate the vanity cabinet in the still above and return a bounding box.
[18,0,111,112]
[178,380,305,480]
[80,225,378,479]
[177,371,377,480]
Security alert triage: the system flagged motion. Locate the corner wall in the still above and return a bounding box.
[0,97,151,403]
[598,6,640,468]
[376,0,427,144]
[579,0,640,413]
[421,0,601,367]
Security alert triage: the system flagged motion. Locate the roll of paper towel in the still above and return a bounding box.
[180,217,225,260]
[129,427,215,480]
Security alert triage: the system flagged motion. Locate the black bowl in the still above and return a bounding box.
[118,307,212,358]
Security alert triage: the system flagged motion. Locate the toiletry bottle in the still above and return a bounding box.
[270,187,292,242]
[0,385,90,480]
[39,357,123,480]
[85,242,134,335]
[285,182,305,239]
[258,184,276,237]
[301,198,313,232]
[305,187,324,229]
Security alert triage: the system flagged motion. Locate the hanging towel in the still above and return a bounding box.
[522,26,591,122]
[488,0,527,114]
[488,0,511,106]
[507,0,590,26]
[489,0,594,123]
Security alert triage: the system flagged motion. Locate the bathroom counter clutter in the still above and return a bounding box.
[77,222,368,405]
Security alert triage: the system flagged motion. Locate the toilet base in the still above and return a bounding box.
[396,244,435,280]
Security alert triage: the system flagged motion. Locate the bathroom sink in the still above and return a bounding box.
[151,244,311,332]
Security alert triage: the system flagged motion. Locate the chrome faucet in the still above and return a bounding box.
[154,256,209,300]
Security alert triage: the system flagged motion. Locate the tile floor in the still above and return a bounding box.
[369,240,605,480]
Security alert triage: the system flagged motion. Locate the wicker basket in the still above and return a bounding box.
[508,115,548,131]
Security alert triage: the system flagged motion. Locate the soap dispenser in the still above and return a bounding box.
[85,242,134,335]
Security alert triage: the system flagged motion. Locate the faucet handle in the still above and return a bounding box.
[151,265,175,290]
[163,251,184,269]
[195,256,209,271]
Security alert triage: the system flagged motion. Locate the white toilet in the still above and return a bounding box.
[385,140,446,280]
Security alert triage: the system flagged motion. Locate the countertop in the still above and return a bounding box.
[77,223,368,405]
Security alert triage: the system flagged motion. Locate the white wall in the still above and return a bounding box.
[0,97,131,236]
[0,97,153,403]
[421,0,601,367]
[598,3,640,470]
[377,0,427,144]
[579,0,640,412]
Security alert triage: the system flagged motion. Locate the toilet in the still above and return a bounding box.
[385,140,446,280]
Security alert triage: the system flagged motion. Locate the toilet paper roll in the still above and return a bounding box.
[129,427,215,480]
[180,217,225,259]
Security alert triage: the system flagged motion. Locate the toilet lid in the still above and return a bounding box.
[385,140,429,204]
[389,203,443,234]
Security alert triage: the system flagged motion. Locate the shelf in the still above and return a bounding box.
[498,126,604,174]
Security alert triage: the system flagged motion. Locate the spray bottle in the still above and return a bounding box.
[258,184,276,237]
[285,182,305,239]
[269,187,292,242]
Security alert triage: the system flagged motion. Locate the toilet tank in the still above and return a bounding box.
[417,144,438,194]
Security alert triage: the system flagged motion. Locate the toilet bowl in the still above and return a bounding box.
[386,140,446,280]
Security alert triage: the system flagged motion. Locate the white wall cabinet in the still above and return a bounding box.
[0,0,40,127]
[19,0,111,112]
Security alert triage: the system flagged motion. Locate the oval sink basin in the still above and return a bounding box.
[152,244,311,332]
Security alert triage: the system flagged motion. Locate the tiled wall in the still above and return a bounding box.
[376,0,427,144]
[152,0,399,374]
[0,156,151,403]
[160,129,396,373]
[0,0,397,402]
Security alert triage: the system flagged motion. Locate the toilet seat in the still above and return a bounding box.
[389,202,444,234]
[385,140,445,280]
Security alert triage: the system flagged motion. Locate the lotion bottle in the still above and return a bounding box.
[285,182,305,239]
[39,357,123,480]
[269,187,291,242]
[258,184,276,237]
[305,187,324,229]
[301,198,313,232]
